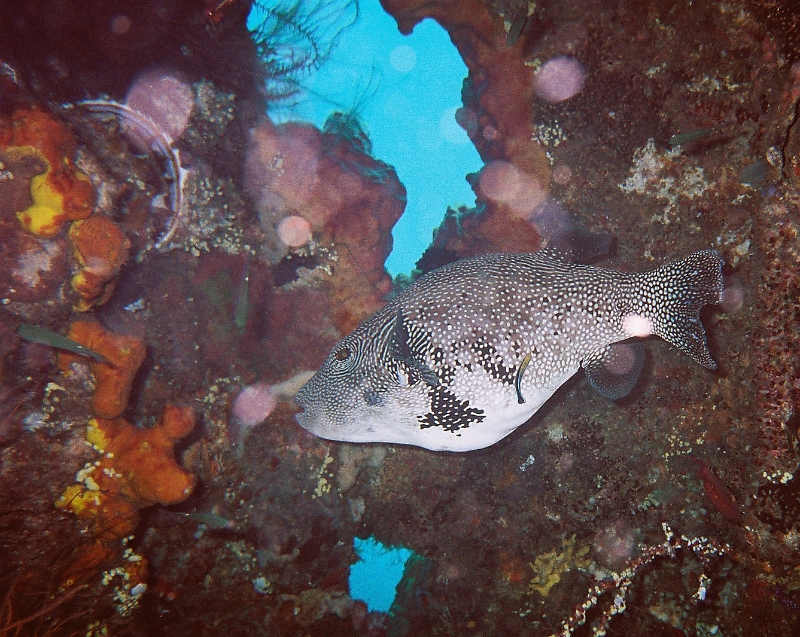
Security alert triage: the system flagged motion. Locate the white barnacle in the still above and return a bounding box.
[694,573,711,601]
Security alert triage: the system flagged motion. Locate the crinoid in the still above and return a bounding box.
[248,0,358,104]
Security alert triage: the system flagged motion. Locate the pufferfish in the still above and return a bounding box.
[295,249,724,452]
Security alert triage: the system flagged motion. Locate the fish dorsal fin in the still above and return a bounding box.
[546,227,615,264]
[390,308,439,388]
[536,247,572,264]
[583,342,646,400]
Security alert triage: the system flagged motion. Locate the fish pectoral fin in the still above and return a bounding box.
[395,358,439,388]
[583,341,646,400]
[391,307,413,360]
[390,308,439,388]
[413,361,439,388]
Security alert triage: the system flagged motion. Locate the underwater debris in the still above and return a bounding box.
[75,99,188,249]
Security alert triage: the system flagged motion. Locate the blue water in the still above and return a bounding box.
[349,535,414,613]
[247,0,482,276]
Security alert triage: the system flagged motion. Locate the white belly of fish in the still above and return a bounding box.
[403,367,578,452]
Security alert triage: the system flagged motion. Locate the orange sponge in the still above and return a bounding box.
[1,107,96,236]
[68,216,131,310]
[58,320,146,419]
[87,405,197,508]
[56,405,197,542]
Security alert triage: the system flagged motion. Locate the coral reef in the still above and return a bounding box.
[2,1,800,636]
[382,0,550,258]
[92,405,195,507]
[0,219,71,303]
[555,524,730,637]
[0,103,131,310]
[245,118,406,332]
[692,458,745,524]
[618,139,710,225]
[420,200,542,266]
[752,195,800,485]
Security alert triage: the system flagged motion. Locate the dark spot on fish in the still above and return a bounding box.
[472,341,516,384]
[418,386,485,432]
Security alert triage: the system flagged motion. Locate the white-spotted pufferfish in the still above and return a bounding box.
[295,249,724,452]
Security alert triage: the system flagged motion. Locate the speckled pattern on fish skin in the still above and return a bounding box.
[296,249,724,451]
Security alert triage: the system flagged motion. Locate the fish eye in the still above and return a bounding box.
[334,347,351,361]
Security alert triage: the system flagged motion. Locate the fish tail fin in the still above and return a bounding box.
[626,250,724,369]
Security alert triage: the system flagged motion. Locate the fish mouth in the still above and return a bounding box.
[294,409,324,438]
[292,392,314,425]
[292,376,316,411]
[293,401,326,436]
[293,408,345,443]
